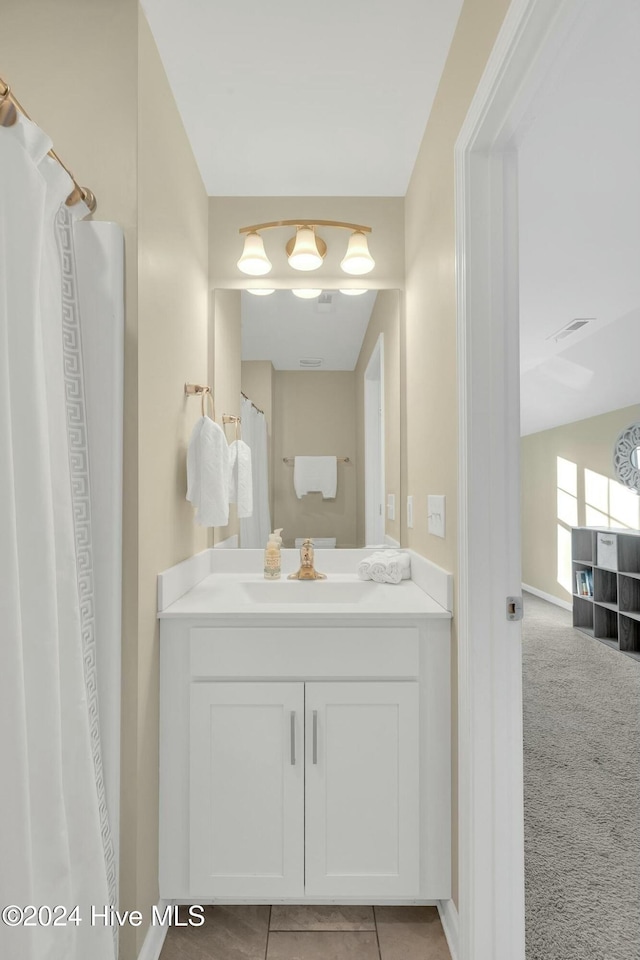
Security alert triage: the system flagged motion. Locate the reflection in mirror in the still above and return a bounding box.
[237,289,401,548]
[632,448,640,469]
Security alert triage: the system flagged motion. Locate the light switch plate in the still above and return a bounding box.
[428,495,446,538]
[387,494,395,521]
[407,495,414,529]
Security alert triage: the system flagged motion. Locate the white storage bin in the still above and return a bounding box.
[597,532,618,571]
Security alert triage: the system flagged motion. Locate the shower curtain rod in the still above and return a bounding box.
[0,76,97,213]
[241,391,264,416]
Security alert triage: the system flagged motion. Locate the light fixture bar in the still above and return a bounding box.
[238,219,372,235]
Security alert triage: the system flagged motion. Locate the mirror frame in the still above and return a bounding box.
[613,421,640,495]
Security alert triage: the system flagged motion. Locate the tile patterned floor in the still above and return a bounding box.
[159,905,452,960]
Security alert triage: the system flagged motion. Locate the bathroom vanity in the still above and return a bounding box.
[158,549,452,904]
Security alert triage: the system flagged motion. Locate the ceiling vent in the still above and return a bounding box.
[299,358,323,368]
[316,293,334,314]
[546,318,594,343]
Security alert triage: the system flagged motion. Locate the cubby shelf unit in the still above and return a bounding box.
[571,527,640,661]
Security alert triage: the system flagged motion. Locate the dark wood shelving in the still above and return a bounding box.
[572,527,640,659]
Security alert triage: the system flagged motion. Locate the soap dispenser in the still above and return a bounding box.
[264,528,283,580]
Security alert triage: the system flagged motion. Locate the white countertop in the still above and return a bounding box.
[158,572,451,620]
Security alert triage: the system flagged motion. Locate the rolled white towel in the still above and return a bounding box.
[357,551,385,581]
[357,554,376,580]
[368,559,391,583]
[358,550,411,584]
[385,553,411,584]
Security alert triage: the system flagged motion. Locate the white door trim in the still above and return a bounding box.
[364,333,386,547]
[455,1,590,958]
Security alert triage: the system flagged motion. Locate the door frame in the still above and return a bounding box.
[455,0,590,957]
[364,333,386,547]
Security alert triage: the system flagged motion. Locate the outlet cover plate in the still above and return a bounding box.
[407,495,414,529]
[428,495,446,538]
[387,494,395,521]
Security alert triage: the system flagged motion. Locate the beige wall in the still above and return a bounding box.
[209,197,405,289]
[522,405,640,603]
[403,0,512,906]
[132,9,210,956]
[211,289,242,544]
[355,291,402,546]
[272,372,358,547]
[241,360,276,523]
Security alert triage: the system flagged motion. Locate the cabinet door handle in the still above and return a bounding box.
[312,710,318,765]
[290,711,296,765]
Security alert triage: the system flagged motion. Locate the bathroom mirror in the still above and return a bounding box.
[613,421,640,495]
[211,288,402,548]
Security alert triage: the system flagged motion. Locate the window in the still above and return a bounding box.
[585,468,640,529]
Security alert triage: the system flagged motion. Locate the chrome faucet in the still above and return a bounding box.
[288,538,327,580]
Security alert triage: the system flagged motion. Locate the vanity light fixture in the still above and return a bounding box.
[236,231,273,276]
[340,230,375,276]
[286,226,326,271]
[339,288,369,296]
[237,220,374,277]
[292,289,322,300]
[246,288,275,296]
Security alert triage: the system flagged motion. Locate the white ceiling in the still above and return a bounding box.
[140,0,463,196]
[518,0,640,436]
[241,290,378,370]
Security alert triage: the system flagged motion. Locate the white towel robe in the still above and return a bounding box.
[187,415,230,527]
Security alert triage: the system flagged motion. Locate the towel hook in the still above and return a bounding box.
[185,382,215,420]
[222,414,242,441]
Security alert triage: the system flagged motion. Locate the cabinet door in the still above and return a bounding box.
[190,682,304,898]
[305,681,420,897]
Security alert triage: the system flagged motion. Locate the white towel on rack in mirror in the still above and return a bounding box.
[228,439,253,518]
[293,456,337,499]
[186,415,230,527]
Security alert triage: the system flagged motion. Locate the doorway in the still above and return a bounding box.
[454,0,604,958]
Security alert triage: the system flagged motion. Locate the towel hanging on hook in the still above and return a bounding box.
[225,415,252,518]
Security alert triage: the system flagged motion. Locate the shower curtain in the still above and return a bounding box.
[0,118,116,959]
[239,394,272,547]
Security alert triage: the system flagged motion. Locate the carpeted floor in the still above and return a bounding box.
[523,592,640,960]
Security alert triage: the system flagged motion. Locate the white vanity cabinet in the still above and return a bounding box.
[159,612,451,904]
[304,681,419,898]
[190,681,305,898]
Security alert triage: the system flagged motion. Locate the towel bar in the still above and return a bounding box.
[283,456,350,464]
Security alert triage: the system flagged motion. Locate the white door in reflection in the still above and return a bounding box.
[365,333,385,547]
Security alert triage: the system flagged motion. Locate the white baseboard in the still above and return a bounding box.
[137,900,170,960]
[437,899,459,960]
[522,582,572,611]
